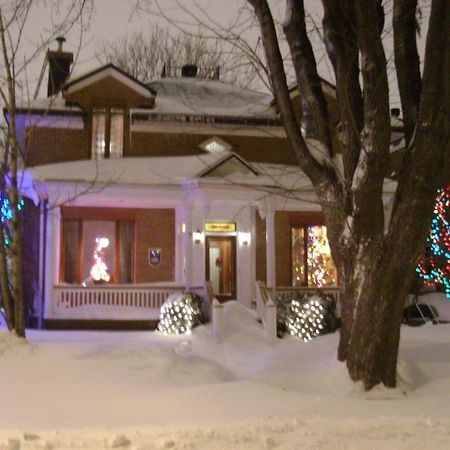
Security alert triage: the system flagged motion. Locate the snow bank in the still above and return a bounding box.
[0,300,449,448]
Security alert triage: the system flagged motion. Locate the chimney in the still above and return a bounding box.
[181,64,198,78]
[47,37,73,97]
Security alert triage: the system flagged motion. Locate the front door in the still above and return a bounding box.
[205,236,236,301]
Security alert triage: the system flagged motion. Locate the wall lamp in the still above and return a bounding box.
[239,232,251,246]
[193,230,203,244]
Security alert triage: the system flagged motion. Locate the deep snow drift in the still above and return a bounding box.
[0,294,449,449]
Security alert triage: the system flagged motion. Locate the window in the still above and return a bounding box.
[62,219,134,285]
[91,109,124,159]
[291,225,337,287]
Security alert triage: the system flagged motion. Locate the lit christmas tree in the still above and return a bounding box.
[416,185,450,299]
[90,237,111,283]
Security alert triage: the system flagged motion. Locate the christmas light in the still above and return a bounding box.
[157,293,205,335]
[278,291,337,341]
[286,295,325,341]
[90,237,111,283]
[292,226,337,287]
[0,192,25,246]
[417,185,450,299]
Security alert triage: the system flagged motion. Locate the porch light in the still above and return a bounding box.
[193,230,203,244]
[239,232,251,246]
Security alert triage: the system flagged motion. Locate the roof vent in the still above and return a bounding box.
[181,64,198,78]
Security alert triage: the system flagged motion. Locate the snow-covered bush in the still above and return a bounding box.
[157,292,208,335]
[276,291,338,340]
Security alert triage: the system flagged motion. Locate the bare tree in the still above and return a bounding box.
[241,0,449,390]
[0,0,92,337]
[139,0,449,389]
[97,25,259,87]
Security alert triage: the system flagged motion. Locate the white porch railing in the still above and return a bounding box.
[255,282,341,344]
[255,281,277,344]
[275,286,340,303]
[48,285,185,320]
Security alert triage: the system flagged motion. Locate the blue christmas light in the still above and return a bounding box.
[0,192,25,247]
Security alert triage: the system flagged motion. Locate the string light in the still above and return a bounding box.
[285,295,326,342]
[292,226,337,287]
[0,192,24,246]
[157,293,204,335]
[417,185,450,299]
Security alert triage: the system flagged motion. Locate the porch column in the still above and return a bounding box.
[43,205,61,319]
[181,200,193,291]
[266,206,276,292]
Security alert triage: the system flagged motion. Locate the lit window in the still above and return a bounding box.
[92,109,124,159]
[291,225,337,287]
[62,219,133,285]
[199,136,231,153]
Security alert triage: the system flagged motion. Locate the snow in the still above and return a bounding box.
[147,78,275,118]
[0,298,450,449]
[24,156,313,192]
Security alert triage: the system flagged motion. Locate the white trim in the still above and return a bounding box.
[130,120,287,138]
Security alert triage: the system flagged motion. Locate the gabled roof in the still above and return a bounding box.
[62,64,156,109]
[63,63,156,98]
[198,152,259,178]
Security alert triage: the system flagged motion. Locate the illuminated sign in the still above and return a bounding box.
[204,222,236,233]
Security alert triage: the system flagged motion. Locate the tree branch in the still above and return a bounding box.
[351,0,391,238]
[247,0,328,187]
[322,0,363,184]
[393,0,421,147]
[283,0,332,152]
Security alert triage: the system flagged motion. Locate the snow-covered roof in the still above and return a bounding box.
[15,94,82,113]
[24,154,311,192]
[147,78,276,119]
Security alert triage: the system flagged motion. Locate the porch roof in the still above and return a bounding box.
[21,154,398,206]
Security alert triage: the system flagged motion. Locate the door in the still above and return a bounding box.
[205,236,236,301]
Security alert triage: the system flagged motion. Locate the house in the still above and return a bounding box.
[13,40,397,329]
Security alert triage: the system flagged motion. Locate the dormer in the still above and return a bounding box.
[63,64,155,159]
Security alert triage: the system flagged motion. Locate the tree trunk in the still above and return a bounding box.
[0,226,14,330]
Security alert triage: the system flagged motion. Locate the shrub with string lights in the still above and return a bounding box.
[157,292,206,335]
[416,185,450,299]
[279,292,337,341]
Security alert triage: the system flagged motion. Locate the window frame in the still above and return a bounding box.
[290,221,338,288]
[91,108,125,159]
[60,207,135,285]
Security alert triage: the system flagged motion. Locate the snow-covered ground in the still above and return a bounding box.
[0,295,450,449]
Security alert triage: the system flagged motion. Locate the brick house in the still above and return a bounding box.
[14,41,397,329]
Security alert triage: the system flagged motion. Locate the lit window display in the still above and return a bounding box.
[292,225,337,287]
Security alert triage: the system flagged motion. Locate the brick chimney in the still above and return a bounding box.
[47,37,73,97]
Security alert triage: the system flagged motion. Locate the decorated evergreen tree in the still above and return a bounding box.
[416,185,450,299]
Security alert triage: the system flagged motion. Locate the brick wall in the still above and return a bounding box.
[134,209,175,283]
[26,127,90,166]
